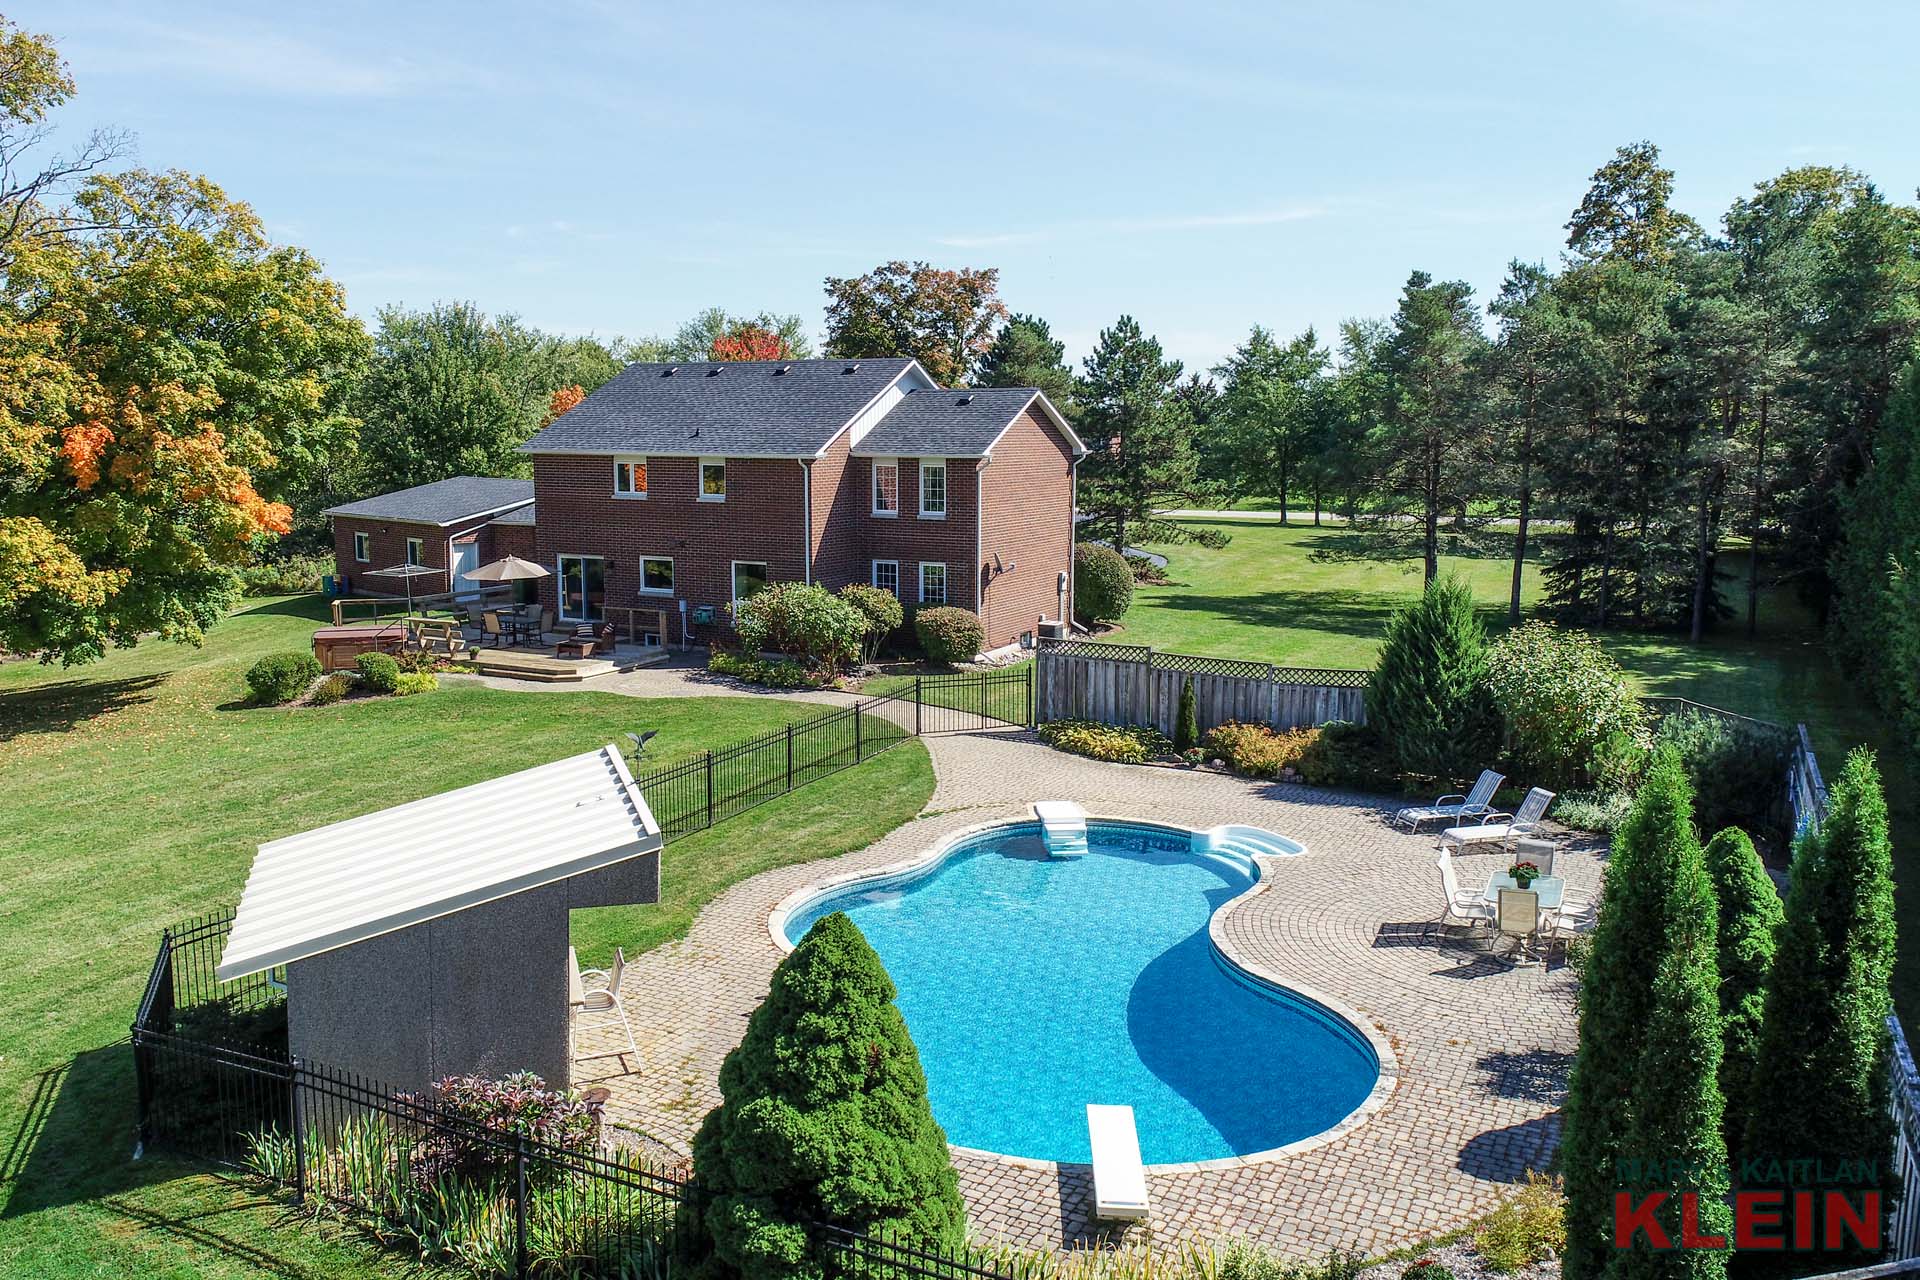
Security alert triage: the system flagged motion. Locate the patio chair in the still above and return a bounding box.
[572,947,641,1065]
[1394,769,1505,832]
[1495,887,1541,963]
[1539,888,1598,959]
[1436,852,1494,934]
[1439,787,1557,854]
[481,610,507,647]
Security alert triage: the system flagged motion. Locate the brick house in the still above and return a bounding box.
[326,358,1084,657]
[325,476,535,596]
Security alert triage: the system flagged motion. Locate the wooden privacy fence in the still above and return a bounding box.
[1036,640,1368,734]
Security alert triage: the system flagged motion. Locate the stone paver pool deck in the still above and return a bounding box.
[572,721,1596,1257]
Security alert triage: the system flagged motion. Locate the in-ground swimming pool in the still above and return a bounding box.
[778,820,1380,1165]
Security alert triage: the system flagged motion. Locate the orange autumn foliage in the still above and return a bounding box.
[711,325,790,362]
[60,421,113,489]
[547,384,585,422]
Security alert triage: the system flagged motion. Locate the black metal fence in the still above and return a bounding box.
[632,668,1033,838]
[132,914,1034,1280]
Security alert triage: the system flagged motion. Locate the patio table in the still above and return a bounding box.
[1481,874,1564,910]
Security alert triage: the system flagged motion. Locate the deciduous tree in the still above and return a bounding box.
[823,260,1005,385]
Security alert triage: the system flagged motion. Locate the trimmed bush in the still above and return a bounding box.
[708,650,812,689]
[1652,709,1789,839]
[1365,573,1498,782]
[1206,722,1317,778]
[1745,748,1897,1270]
[915,606,984,665]
[689,913,965,1280]
[839,583,904,666]
[731,581,863,674]
[307,672,352,706]
[1486,621,1648,792]
[1703,827,1782,1159]
[393,672,436,696]
[1038,720,1169,764]
[1073,542,1134,624]
[1294,720,1398,792]
[246,651,321,705]
[356,650,401,693]
[1174,677,1200,753]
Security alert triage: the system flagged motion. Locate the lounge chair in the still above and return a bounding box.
[1436,852,1494,934]
[572,947,640,1064]
[1394,769,1504,832]
[1440,787,1556,854]
[1087,1104,1149,1222]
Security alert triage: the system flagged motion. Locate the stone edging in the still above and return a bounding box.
[764,811,1400,1176]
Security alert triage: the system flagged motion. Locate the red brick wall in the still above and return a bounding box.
[807,433,861,589]
[330,513,501,596]
[530,454,810,644]
[979,404,1076,651]
[489,522,536,560]
[822,456,980,615]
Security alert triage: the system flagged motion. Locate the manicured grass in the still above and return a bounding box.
[1113,518,1920,1019]
[0,594,932,1279]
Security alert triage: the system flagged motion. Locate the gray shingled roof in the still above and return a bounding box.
[851,387,1046,459]
[323,477,533,526]
[520,358,917,458]
[489,502,536,526]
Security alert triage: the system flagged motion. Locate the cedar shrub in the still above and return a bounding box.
[1702,827,1782,1161]
[1174,675,1200,753]
[1364,573,1498,781]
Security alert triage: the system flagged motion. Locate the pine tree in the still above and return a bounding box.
[977,312,1079,417]
[1363,573,1497,781]
[1174,676,1200,753]
[1702,827,1783,1159]
[1745,749,1899,1268]
[688,913,966,1280]
[1562,751,1725,1280]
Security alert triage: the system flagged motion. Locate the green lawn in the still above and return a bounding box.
[1115,517,1919,1018]
[0,594,933,1279]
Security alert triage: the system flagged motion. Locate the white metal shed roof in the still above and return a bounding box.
[217,745,662,981]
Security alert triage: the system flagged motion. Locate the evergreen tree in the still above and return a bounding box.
[1363,573,1497,780]
[1211,325,1331,522]
[1485,261,1576,625]
[977,312,1079,417]
[1562,751,1724,1280]
[1174,676,1200,753]
[1745,749,1899,1267]
[1702,827,1783,1162]
[689,913,965,1280]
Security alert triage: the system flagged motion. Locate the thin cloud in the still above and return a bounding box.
[77,20,501,99]
[936,206,1325,249]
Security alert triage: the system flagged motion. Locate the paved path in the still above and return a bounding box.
[567,709,1598,1257]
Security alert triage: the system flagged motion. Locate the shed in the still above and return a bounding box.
[218,745,663,1092]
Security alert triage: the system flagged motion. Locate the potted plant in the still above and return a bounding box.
[1508,859,1542,889]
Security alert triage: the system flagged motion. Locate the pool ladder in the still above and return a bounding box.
[1033,801,1089,857]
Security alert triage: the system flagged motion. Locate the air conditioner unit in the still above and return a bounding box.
[1038,619,1066,641]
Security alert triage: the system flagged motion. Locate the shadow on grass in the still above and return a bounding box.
[99,1194,334,1280]
[0,673,168,742]
[232,595,333,622]
[2,1043,172,1217]
[1143,589,1397,640]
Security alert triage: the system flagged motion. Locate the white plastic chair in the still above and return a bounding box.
[1437,853,1494,934]
[571,947,641,1066]
[1396,770,1505,831]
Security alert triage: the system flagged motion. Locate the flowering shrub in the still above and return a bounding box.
[731,582,863,674]
[709,649,812,688]
[914,606,985,665]
[1485,622,1649,790]
[1038,719,1169,764]
[401,1071,597,1186]
[1205,722,1318,778]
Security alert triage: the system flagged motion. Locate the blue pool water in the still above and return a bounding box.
[782,821,1379,1165]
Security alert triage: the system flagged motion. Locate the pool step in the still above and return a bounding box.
[1033,800,1089,857]
[1198,824,1306,864]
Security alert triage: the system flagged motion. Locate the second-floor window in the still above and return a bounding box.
[352,531,370,562]
[699,458,726,502]
[872,560,899,597]
[404,537,424,567]
[872,459,898,516]
[919,460,947,518]
[919,561,946,604]
[614,456,648,498]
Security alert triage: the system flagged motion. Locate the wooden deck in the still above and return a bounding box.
[466,643,671,683]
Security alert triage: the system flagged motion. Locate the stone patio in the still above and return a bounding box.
[571,720,1599,1257]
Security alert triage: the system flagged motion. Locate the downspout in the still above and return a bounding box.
[975,455,990,647]
[1068,455,1082,631]
[799,459,814,585]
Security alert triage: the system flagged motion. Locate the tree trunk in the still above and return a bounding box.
[1747,392,1769,637]
[1509,394,1535,626]
[1689,475,1713,644]
[1598,523,1615,628]
[1278,453,1290,526]
[1312,480,1323,527]
[1424,444,1441,586]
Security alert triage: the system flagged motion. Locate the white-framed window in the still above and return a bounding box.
[699,457,726,501]
[872,559,899,597]
[613,455,649,498]
[872,458,899,516]
[919,459,947,518]
[919,561,947,605]
[352,531,370,563]
[404,537,424,567]
[732,561,769,606]
[639,555,675,595]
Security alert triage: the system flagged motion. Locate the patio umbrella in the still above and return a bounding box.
[463,554,549,608]
[361,563,445,615]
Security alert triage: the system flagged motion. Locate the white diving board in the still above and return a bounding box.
[1087,1103,1150,1221]
[1033,800,1088,857]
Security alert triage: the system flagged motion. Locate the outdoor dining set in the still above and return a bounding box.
[1394,769,1599,965]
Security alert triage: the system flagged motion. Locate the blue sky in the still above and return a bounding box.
[19,1,1920,372]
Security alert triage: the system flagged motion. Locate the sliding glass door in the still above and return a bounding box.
[557,555,605,622]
